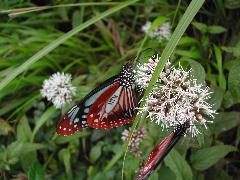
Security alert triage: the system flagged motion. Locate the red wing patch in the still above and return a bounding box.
[87,83,136,129]
[56,105,88,136]
[136,132,175,180]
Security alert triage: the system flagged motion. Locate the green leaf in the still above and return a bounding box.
[208,86,224,110]
[176,49,201,60]
[8,141,46,158]
[222,90,236,108]
[178,37,198,47]
[149,16,168,30]
[17,116,32,142]
[31,106,56,142]
[0,97,26,116]
[59,148,72,180]
[185,59,205,84]
[224,0,240,9]
[210,111,240,135]
[223,58,240,71]
[214,45,226,90]
[228,63,240,102]
[124,155,141,179]
[21,152,37,172]
[222,46,240,57]
[89,143,102,163]
[207,25,227,34]
[192,22,208,33]
[191,145,236,170]
[0,118,14,135]
[55,131,90,144]
[72,10,81,28]
[164,149,192,180]
[28,160,45,180]
[217,170,233,180]
[158,165,176,180]
[236,127,240,147]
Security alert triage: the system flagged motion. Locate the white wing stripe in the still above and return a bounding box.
[127,88,132,109]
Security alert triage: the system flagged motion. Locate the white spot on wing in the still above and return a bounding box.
[84,108,89,113]
[74,118,79,123]
[82,115,87,118]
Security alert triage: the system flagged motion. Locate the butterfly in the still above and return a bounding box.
[56,63,137,136]
[136,122,189,180]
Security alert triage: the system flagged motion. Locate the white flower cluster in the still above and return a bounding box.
[136,57,216,137]
[121,127,146,156]
[142,21,171,42]
[134,54,171,91]
[41,72,76,109]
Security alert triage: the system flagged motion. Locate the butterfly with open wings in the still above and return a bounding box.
[56,63,138,136]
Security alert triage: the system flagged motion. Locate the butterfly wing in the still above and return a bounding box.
[56,76,118,136]
[87,83,137,129]
[136,132,175,180]
[136,123,189,179]
[56,105,88,136]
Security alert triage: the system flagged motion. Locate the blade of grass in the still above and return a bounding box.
[3,2,120,17]
[103,0,205,177]
[0,0,138,91]
[31,106,56,142]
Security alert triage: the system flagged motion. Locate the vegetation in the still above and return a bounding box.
[0,0,239,179]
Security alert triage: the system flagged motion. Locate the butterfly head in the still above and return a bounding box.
[119,63,135,87]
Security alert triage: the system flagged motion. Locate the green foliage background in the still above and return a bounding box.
[0,0,239,179]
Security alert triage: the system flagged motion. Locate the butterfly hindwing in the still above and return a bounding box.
[56,105,88,136]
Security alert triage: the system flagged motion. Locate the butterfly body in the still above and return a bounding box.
[57,64,137,136]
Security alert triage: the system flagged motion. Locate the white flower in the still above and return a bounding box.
[141,21,151,33]
[136,57,216,137]
[121,127,146,156]
[142,21,171,42]
[41,72,76,109]
[134,54,171,91]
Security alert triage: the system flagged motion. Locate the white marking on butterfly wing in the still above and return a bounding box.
[68,106,80,123]
[124,88,129,110]
[119,88,125,109]
[105,86,122,113]
[84,86,110,107]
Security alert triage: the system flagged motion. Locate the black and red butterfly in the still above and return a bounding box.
[136,122,189,180]
[56,63,138,136]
